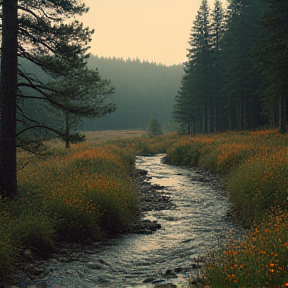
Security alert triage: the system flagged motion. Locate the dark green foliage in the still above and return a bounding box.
[10,212,55,256]
[220,0,264,131]
[173,0,269,133]
[174,0,216,134]
[1,0,115,197]
[82,56,183,130]
[147,116,162,137]
[257,0,288,133]
[69,132,86,144]
[44,67,115,148]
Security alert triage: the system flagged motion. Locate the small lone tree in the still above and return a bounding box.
[147,116,162,137]
[44,67,115,148]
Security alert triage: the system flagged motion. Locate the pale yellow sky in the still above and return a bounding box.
[80,0,225,66]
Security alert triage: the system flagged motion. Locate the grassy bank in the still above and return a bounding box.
[163,130,288,226]
[113,130,288,287]
[1,129,288,287]
[0,138,138,276]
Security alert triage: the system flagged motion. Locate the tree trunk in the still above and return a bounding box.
[203,101,208,133]
[278,94,286,134]
[187,120,191,135]
[65,113,70,149]
[0,0,18,199]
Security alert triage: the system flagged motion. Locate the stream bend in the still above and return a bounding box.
[19,154,242,288]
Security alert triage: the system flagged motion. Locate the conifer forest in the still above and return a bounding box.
[173,0,288,134]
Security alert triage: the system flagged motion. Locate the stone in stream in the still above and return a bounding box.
[86,262,102,270]
[129,219,162,234]
[154,283,177,288]
[98,259,112,267]
[143,277,157,283]
[151,279,167,284]
[163,270,178,279]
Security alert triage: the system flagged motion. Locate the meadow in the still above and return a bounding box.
[0,131,143,275]
[107,129,288,287]
[1,129,288,287]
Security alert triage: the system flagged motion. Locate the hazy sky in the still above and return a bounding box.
[80,0,224,66]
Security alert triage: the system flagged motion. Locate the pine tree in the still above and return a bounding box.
[173,71,197,134]
[44,68,115,148]
[147,116,162,137]
[0,0,112,198]
[209,0,226,131]
[189,0,213,133]
[0,0,19,199]
[219,0,263,130]
[174,0,213,133]
[258,0,288,133]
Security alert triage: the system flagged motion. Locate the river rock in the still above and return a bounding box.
[163,270,178,279]
[98,259,111,267]
[188,277,199,285]
[25,266,46,277]
[143,277,157,283]
[191,263,202,269]
[86,262,102,270]
[154,284,177,288]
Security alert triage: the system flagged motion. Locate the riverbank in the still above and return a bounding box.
[138,131,288,288]
[1,166,175,287]
[4,154,233,288]
[107,131,288,287]
[2,130,288,288]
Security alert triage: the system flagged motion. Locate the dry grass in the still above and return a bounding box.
[16,130,146,166]
[83,130,147,143]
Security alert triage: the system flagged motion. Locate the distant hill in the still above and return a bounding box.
[81,55,183,131]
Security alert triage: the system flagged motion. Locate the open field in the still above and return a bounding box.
[3,129,288,287]
[83,130,147,143]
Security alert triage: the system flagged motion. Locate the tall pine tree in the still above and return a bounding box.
[258,0,288,133]
[0,0,112,199]
[174,0,213,133]
[0,0,18,199]
[219,0,263,130]
[209,0,226,131]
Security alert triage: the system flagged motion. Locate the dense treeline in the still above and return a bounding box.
[173,0,288,134]
[83,56,183,130]
[20,56,183,132]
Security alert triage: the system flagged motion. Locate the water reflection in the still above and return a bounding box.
[36,154,241,288]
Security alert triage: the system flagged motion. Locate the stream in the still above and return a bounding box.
[15,154,242,288]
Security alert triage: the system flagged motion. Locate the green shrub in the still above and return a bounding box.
[167,142,202,166]
[227,157,288,225]
[10,212,55,256]
[147,116,162,137]
[51,207,103,243]
[0,217,18,275]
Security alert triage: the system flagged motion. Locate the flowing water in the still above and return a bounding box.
[20,154,242,288]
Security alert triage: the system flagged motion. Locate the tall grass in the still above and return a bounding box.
[164,130,288,222]
[0,140,138,275]
[98,130,288,287]
[2,129,288,287]
[18,144,138,241]
[160,129,288,287]
[205,209,288,288]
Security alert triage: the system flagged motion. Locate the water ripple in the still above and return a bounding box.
[37,154,241,288]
